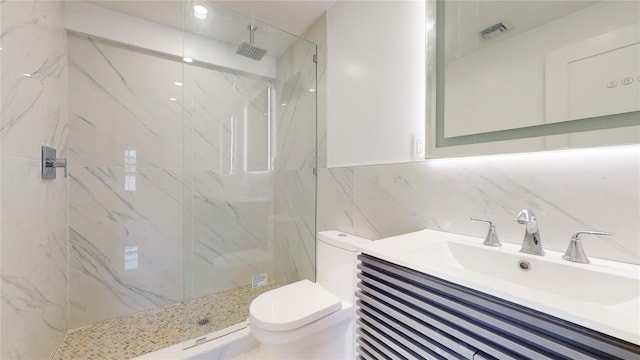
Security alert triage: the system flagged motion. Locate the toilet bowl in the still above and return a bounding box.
[248,231,370,359]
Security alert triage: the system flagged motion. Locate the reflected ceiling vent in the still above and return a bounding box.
[479,22,508,40]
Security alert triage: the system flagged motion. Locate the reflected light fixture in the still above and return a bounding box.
[174,81,183,86]
[194,5,208,20]
[183,57,193,63]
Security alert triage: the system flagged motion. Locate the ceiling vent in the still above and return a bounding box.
[479,22,508,40]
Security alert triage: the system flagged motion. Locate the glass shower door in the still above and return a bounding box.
[181,1,317,346]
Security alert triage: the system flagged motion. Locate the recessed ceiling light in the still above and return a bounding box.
[169,97,177,101]
[174,82,183,86]
[183,57,193,63]
[193,5,207,20]
[308,88,316,92]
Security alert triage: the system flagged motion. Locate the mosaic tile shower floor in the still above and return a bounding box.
[53,282,278,360]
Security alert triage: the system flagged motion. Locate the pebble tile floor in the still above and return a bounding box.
[53,282,279,360]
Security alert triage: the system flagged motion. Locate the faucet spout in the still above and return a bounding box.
[515,209,544,255]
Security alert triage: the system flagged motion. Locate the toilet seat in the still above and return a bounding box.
[249,280,342,332]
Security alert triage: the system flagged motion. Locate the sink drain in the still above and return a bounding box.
[197,318,210,326]
[518,260,531,271]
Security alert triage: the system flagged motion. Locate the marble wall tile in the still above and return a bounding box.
[1,0,67,161]
[1,157,67,360]
[185,64,273,173]
[273,169,316,284]
[68,166,184,327]
[1,1,68,359]
[188,170,274,298]
[68,35,183,168]
[321,146,640,265]
[352,162,430,239]
[64,8,319,336]
[275,38,317,170]
[317,167,354,234]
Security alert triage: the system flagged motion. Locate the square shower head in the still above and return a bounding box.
[236,42,268,61]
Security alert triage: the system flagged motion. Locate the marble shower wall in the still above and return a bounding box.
[318,145,640,265]
[0,1,68,359]
[183,62,276,300]
[68,31,305,325]
[68,34,184,328]
[272,37,317,284]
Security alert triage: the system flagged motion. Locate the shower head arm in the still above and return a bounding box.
[248,25,257,45]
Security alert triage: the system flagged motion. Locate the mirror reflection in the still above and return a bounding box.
[435,0,640,152]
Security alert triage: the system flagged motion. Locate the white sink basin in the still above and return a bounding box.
[358,229,640,345]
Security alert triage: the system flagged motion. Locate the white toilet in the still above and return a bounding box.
[249,231,370,359]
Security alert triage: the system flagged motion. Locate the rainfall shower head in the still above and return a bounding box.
[236,25,268,61]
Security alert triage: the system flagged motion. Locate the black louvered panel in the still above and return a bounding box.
[358,266,592,359]
[359,255,638,359]
[357,311,450,359]
[473,351,497,360]
[358,280,523,360]
[357,301,475,359]
[358,317,443,360]
[356,344,380,360]
[357,328,405,359]
[356,254,640,360]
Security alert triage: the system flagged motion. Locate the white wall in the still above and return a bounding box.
[326,0,426,167]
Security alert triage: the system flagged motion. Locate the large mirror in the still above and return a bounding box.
[427,0,640,157]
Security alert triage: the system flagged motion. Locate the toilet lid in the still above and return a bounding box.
[249,279,342,332]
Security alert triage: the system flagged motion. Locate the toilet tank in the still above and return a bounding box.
[317,231,371,304]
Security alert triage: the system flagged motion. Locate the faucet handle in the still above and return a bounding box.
[562,231,612,264]
[471,218,501,247]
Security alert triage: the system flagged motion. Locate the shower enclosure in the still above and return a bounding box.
[0,0,317,358]
[180,1,318,344]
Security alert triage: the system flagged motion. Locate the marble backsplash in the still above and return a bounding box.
[318,145,640,265]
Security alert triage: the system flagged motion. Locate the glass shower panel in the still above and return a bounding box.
[181,1,317,346]
[246,87,272,172]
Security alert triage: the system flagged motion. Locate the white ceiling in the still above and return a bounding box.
[91,0,600,61]
[215,1,334,36]
[89,0,332,57]
[90,0,332,36]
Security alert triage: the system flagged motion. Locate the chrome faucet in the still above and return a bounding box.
[514,209,544,255]
[470,217,501,247]
[562,231,612,263]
